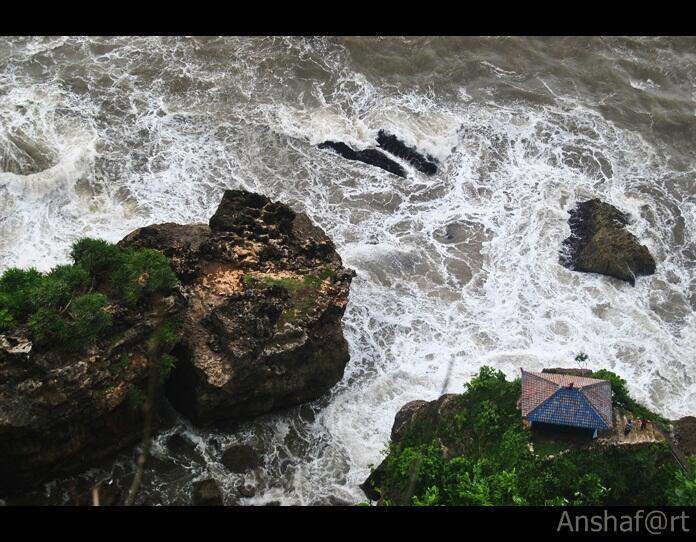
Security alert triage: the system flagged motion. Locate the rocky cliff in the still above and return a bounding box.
[120,189,355,426]
[0,189,354,496]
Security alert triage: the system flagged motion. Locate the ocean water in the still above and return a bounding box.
[1,36,694,505]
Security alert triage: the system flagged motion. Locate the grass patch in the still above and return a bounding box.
[243,268,337,326]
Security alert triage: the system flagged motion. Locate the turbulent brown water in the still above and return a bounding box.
[1,36,695,505]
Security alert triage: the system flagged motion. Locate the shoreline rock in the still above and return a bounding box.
[120,189,355,426]
[363,367,694,505]
[560,199,656,285]
[1,189,353,497]
[0,292,184,495]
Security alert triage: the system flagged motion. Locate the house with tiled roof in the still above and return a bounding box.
[518,370,613,438]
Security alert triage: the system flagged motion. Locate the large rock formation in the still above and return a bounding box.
[0,292,184,494]
[120,189,354,426]
[1,189,353,497]
[560,199,656,285]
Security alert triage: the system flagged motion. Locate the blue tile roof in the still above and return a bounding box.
[527,387,611,431]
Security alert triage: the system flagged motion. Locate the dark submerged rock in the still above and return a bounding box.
[192,478,223,506]
[376,130,438,175]
[237,483,256,498]
[221,445,260,473]
[318,141,406,178]
[560,199,656,285]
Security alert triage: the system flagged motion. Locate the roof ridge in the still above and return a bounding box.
[529,370,607,388]
[526,387,563,420]
[580,381,613,425]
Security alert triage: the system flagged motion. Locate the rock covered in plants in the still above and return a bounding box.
[119,189,355,426]
[362,367,693,506]
[0,241,183,495]
[560,199,656,285]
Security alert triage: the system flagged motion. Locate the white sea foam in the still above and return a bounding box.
[1,37,694,505]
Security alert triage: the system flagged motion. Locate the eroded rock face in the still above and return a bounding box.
[360,394,460,502]
[0,293,184,495]
[120,189,354,426]
[560,199,656,285]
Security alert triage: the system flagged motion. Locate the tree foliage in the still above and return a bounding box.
[0,237,178,354]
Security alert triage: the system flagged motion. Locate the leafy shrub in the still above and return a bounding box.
[35,264,90,308]
[28,293,112,350]
[0,238,178,356]
[110,248,178,303]
[159,353,177,380]
[668,457,696,506]
[0,308,15,331]
[0,267,43,321]
[68,293,112,346]
[29,308,71,346]
[70,238,122,280]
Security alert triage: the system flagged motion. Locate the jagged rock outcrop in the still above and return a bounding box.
[560,199,656,285]
[120,189,354,426]
[318,141,406,178]
[1,189,353,498]
[376,130,438,175]
[361,369,693,505]
[0,293,184,495]
[361,394,460,502]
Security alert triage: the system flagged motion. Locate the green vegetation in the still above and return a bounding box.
[668,457,696,506]
[159,353,177,380]
[370,367,690,506]
[242,267,336,292]
[0,237,178,354]
[242,268,337,326]
[127,385,146,410]
[109,354,131,375]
